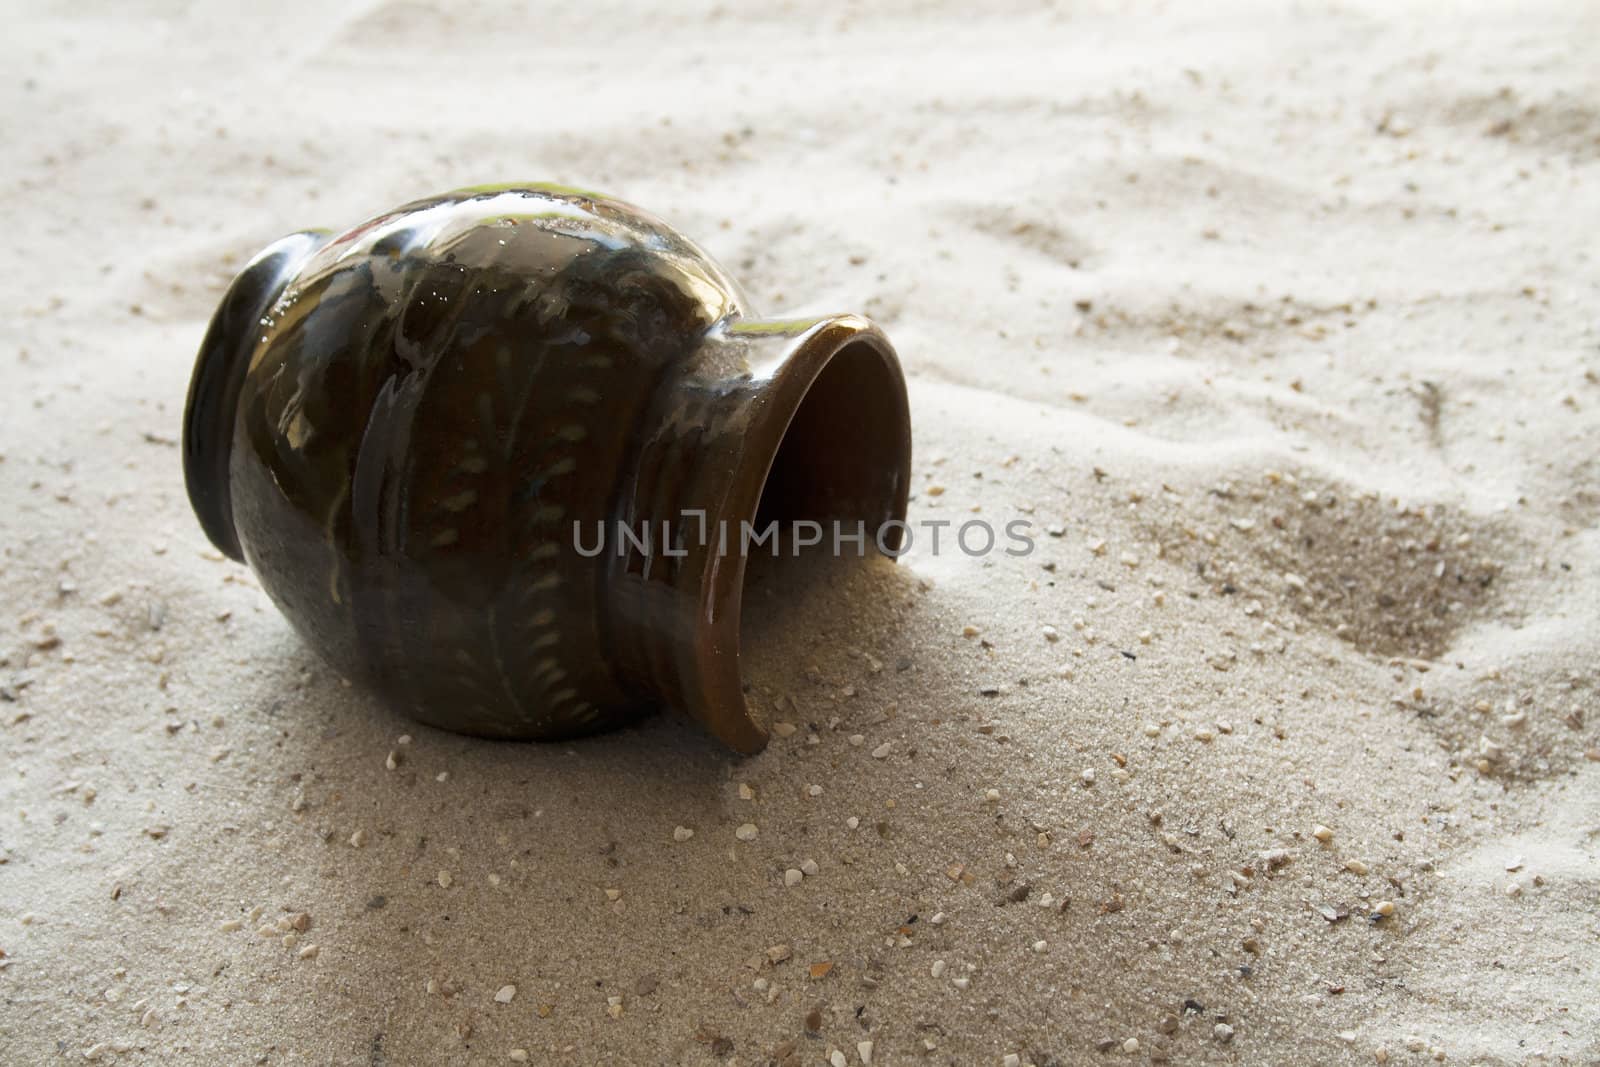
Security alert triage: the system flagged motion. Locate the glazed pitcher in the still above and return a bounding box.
[182,184,911,752]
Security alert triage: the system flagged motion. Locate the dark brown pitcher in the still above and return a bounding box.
[182,184,911,752]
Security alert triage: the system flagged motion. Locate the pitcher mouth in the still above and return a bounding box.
[689,315,912,753]
[182,230,331,561]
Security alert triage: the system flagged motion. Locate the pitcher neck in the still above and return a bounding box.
[600,315,911,753]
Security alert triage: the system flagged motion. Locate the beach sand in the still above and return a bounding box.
[2,2,1597,1064]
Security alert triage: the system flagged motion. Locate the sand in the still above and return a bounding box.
[3,2,1598,1064]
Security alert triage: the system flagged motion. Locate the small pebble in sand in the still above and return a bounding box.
[1123,1038,1140,1053]
[849,734,865,746]
[508,1050,529,1063]
[857,1039,874,1065]
[801,858,820,877]
[773,722,797,738]
[829,1050,848,1067]
[494,984,517,1004]
[951,976,970,990]
[1042,625,1059,642]
[218,918,242,933]
[931,959,947,978]
[1143,722,1161,737]
[1003,1055,1021,1067]
[808,784,823,797]
[929,911,946,925]
[1373,900,1396,918]
[984,788,1001,803]
[871,741,893,759]
[673,826,695,842]
[1312,824,1334,843]
[1344,859,1369,876]
[397,734,412,746]
[738,783,755,800]
[297,943,319,959]
[735,823,759,841]
[604,888,622,901]
[1213,1023,1234,1043]
[437,870,453,888]
[1031,940,1048,954]
[384,750,398,771]
[785,868,803,887]
[349,829,366,848]
[1259,848,1290,871]
[846,816,860,830]
[1081,767,1096,786]
[767,944,792,963]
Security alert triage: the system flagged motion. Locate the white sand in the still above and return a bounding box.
[3,2,1598,1064]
